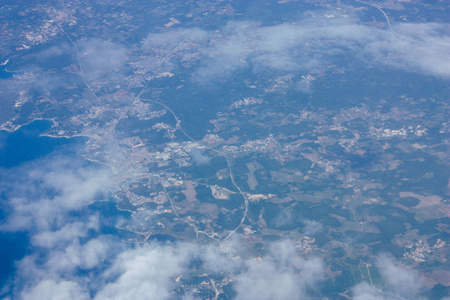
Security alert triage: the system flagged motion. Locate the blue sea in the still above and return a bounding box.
[0,120,85,167]
[0,65,12,79]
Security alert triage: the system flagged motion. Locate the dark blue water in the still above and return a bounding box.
[0,120,86,168]
[0,65,13,79]
[88,200,132,235]
[0,230,28,286]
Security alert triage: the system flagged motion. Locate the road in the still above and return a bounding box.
[141,98,249,241]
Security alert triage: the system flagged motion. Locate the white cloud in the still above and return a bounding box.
[143,28,210,51]
[31,215,99,248]
[36,43,71,61]
[273,210,294,228]
[352,254,428,300]
[94,240,324,300]
[352,282,385,300]
[0,157,114,298]
[189,18,450,83]
[233,241,324,300]
[0,158,111,232]
[188,147,210,165]
[21,279,89,300]
[95,244,189,300]
[79,39,128,81]
[374,23,450,77]
[303,219,323,235]
[43,237,110,274]
[9,233,326,300]
[376,254,425,299]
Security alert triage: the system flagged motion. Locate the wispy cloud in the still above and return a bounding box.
[30,215,99,248]
[233,240,324,300]
[185,17,450,83]
[0,156,115,299]
[352,254,429,300]
[95,243,188,300]
[1,155,440,300]
[2,166,325,300]
[21,279,89,300]
[0,157,111,232]
[303,219,323,235]
[143,28,210,52]
[79,39,129,82]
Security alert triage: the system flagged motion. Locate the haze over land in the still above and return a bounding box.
[0,0,449,299]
